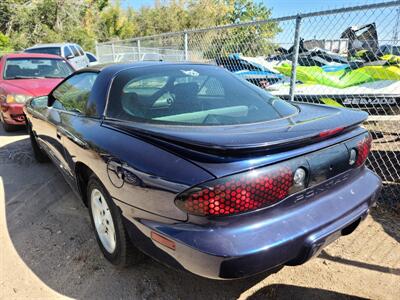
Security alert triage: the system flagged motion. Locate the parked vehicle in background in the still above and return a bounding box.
[85,52,99,66]
[216,54,283,88]
[24,62,381,279]
[25,43,89,70]
[0,53,74,131]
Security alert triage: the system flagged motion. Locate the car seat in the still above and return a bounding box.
[121,92,146,118]
[170,82,200,114]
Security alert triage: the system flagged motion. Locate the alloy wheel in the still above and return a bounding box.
[90,188,117,253]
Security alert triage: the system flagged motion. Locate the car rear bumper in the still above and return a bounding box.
[121,167,381,279]
[0,103,26,125]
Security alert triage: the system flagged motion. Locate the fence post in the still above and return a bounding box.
[289,15,302,101]
[111,42,116,62]
[137,39,141,61]
[184,31,188,61]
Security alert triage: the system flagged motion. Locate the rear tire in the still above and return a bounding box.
[87,175,144,267]
[28,124,49,163]
[2,121,16,132]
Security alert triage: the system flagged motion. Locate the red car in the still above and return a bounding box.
[0,53,74,131]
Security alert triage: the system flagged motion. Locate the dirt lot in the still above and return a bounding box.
[1,126,399,300]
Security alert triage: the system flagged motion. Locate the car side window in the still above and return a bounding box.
[51,72,98,114]
[70,45,80,57]
[64,46,73,57]
[76,45,85,56]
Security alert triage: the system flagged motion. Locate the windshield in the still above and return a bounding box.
[107,65,297,126]
[86,53,97,62]
[25,47,61,56]
[4,58,74,79]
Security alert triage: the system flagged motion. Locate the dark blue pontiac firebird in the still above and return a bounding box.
[24,62,381,279]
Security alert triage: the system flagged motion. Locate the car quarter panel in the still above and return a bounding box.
[57,113,214,221]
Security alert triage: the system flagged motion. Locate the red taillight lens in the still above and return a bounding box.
[319,127,344,138]
[176,164,294,216]
[355,135,372,167]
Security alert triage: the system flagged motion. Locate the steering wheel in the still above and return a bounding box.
[166,93,175,106]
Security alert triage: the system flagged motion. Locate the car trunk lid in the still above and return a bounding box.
[103,103,367,157]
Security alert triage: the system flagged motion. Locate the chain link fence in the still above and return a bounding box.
[96,1,400,205]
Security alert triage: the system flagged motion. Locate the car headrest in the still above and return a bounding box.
[119,92,145,118]
[121,92,140,109]
[172,82,199,101]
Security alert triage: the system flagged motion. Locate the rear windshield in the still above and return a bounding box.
[4,58,74,79]
[25,47,61,56]
[106,65,297,126]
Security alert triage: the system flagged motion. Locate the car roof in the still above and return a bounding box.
[4,53,65,59]
[77,61,211,73]
[26,43,79,49]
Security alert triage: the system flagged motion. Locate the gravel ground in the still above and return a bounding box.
[1,127,399,300]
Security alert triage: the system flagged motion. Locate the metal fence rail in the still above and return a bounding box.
[96,1,400,204]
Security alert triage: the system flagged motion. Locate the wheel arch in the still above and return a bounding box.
[75,162,95,206]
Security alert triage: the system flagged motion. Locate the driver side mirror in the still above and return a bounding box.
[30,96,49,109]
[66,54,74,60]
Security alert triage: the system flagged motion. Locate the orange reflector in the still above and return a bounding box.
[151,231,176,250]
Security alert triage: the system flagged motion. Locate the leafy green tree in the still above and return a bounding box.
[0,0,278,56]
[204,0,280,57]
[0,33,12,53]
[98,2,138,42]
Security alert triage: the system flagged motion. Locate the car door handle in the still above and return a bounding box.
[56,127,62,139]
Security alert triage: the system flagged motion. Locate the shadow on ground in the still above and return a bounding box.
[247,284,367,300]
[319,250,400,275]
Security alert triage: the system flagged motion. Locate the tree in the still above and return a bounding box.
[0,0,279,56]
[204,0,280,57]
[97,2,138,42]
[0,33,12,53]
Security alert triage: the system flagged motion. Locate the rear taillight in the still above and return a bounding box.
[175,164,297,217]
[355,135,372,167]
[319,127,344,138]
